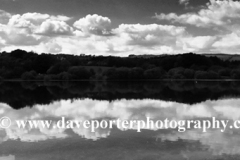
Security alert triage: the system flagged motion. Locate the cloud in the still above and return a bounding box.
[0,10,217,55]
[115,24,186,47]
[11,13,49,25]
[8,13,50,30]
[0,8,239,55]
[213,33,240,48]
[35,19,74,36]
[212,33,240,53]
[42,40,63,53]
[179,0,189,6]
[95,23,188,55]
[9,13,71,26]
[0,17,216,56]
[1,12,187,55]
[177,35,217,52]
[73,14,112,36]
[0,11,73,48]
[0,24,43,46]
[152,0,240,53]
[8,14,34,28]
[0,10,11,24]
[8,12,71,31]
[29,23,187,56]
[155,0,240,28]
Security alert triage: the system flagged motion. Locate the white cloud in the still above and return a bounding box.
[156,0,240,28]
[8,13,49,30]
[27,23,187,56]
[104,23,187,55]
[42,40,63,53]
[115,24,186,46]
[177,36,217,52]
[73,14,112,36]
[35,19,74,36]
[179,0,189,6]
[0,12,190,55]
[212,33,240,53]
[9,12,71,26]
[0,11,73,48]
[213,33,240,48]
[151,0,240,53]
[0,8,239,55]
[0,24,43,46]
[8,14,34,28]
[8,12,71,31]
[49,15,72,22]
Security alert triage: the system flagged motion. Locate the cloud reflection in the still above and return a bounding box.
[0,98,240,155]
[0,155,15,160]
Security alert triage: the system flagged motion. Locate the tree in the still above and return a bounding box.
[218,68,230,78]
[231,70,240,79]
[58,72,71,80]
[33,54,57,74]
[195,71,219,79]
[195,71,209,79]
[47,60,71,74]
[168,67,185,79]
[68,66,92,80]
[21,70,37,80]
[129,67,144,79]
[184,69,195,79]
[110,67,130,80]
[144,67,166,79]
[103,68,117,80]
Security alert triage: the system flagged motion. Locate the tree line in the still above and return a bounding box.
[1,49,240,80]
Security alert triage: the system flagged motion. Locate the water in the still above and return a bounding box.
[0,81,240,160]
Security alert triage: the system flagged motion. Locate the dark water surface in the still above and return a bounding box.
[0,81,240,160]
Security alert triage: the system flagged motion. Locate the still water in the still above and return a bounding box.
[0,81,240,160]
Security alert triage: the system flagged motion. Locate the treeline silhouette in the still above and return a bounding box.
[1,81,240,109]
[1,50,240,80]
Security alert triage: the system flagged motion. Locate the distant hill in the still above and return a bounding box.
[129,53,240,61]
[203,54,240,61]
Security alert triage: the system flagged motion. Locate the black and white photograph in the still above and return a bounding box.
[1,0,240,160]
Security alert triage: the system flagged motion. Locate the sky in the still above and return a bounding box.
[0,0,240,56]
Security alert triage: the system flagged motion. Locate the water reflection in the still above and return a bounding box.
[2,81,240,109]
[0,98,240,159]
[0,155,15,160]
